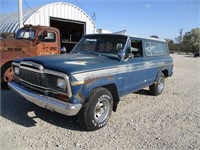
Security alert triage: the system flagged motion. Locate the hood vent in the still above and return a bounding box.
[7,48,22,51]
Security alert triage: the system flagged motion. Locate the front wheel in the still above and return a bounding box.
[149,72,165,96]
[1,62,14,89]
[78,87,113,131]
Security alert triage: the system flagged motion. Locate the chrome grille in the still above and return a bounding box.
[12,61,72,98]
[19,68,58,89]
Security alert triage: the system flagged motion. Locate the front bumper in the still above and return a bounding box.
[8,81,82,116]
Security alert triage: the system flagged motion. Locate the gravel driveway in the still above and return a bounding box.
[0,54,200,150]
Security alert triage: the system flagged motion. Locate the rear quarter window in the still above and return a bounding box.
[145,41,167,56]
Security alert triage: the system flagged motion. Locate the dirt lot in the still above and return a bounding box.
[0,54,200,150]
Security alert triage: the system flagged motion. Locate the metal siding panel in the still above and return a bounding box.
[61,4,64,18]
[54,4,57,17]
[72,6,75,20]
[68,5,71,19]
[49,4,53,16]
[0,2,95,34]
[74,7,77,20]
[40,9,44,25]
[35,12,40,25]
[44,7,49,26]
[39,12,42,25]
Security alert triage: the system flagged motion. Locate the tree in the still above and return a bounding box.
[181,28,200,53]
[165,39,178,52]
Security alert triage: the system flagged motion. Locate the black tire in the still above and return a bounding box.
[78,87,113,131]
[149,72,165,96]
[1,62,13,89]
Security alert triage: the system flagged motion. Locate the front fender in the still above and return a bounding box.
[71,75,118,103]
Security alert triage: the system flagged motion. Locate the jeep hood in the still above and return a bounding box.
[17,53,119,75]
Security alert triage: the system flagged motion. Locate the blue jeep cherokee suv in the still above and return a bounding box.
[9,34,173,131]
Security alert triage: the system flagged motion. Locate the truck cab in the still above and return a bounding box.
[0,25,61,85]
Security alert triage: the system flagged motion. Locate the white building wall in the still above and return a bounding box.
[24,2,96,34]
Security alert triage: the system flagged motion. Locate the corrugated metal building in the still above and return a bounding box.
[0,2,96,34]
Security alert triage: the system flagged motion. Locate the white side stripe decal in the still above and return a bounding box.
[73,61,172,81]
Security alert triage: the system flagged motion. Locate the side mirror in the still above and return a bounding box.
[61,47,67,54]
[117,50,125,61]
[43,30,48,37]
[35,35,42,45]
[38,34,43,42]
[35,40,40,45]
[125,47,134,60]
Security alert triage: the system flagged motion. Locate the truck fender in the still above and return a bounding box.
[81,76,120,112]
[1,51,30,67]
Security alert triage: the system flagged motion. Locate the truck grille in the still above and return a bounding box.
[12,61,72,98]
[19,68,57,89]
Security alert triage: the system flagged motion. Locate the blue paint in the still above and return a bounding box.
[12,34,173,112]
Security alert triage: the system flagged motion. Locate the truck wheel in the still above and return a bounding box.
[149,72,165,96]
[78,87,113,131]
[1,62,14,88]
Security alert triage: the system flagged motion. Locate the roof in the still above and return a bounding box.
[22,24,60,32]
[84,34,166,42]
[0,2,95,34]
[0,7,40,33]
[131,35,166,42]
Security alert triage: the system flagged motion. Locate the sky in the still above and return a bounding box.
[0,0,199,40]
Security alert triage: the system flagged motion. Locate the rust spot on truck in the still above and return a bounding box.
[84,75,113,85]
[76,92,85,101]
[84,77,101,85]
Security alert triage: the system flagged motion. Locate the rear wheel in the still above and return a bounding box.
[149,72,165,96]
[78,87,113,131]
[1,62,13,88]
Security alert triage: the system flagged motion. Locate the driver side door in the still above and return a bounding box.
[36,30,60,56]
[122,38,147,95]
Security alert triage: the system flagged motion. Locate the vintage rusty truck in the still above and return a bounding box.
[9,34,173,131]
[0,25,85,85]
[1,25,69,86]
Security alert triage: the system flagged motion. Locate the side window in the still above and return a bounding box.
[40,32,56,42]
[145,42,166,56]
[129,39,143,57]
[145,42,152,56]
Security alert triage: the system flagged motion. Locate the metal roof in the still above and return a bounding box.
[0,7,40,33]
[0,2,95,34]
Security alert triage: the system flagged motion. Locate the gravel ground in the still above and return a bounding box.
[0,54,200,150]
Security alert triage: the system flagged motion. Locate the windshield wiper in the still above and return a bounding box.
[100,53,119,60]
[80,51,102,56]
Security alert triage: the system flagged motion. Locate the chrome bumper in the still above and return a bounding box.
[8,82,82,116]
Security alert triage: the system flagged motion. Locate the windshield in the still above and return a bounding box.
[16,28,36,40]
[72,35,127,55]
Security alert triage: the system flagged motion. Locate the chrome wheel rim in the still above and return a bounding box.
[94,98,110,123]
[3,67,14,82]
[158,77,164,93]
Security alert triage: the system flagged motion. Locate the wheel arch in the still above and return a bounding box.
[80,76,121,112]
[1,60,13,68]
[102,84,120,112]
[162,69,169,77]
[83,83,120,112]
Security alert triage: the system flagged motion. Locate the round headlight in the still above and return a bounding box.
[14,67,19,75]
[57,78,66,90]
